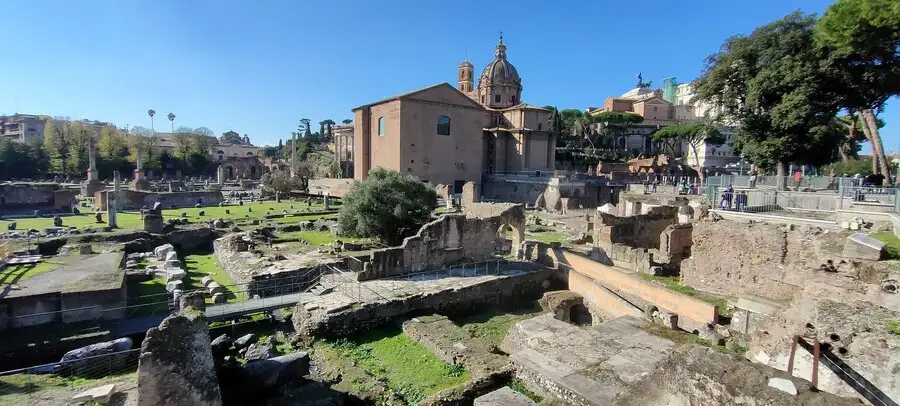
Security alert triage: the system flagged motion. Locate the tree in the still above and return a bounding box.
[43,120,72,174]
[300,118,312,139]
[173,126,194,160]
[194,127,214,138]
[651,123,725,178]
[167,112,176,133]
[98,127,127,159]
[590,111,643,155]
[260,166,308,197]
[338,168,438,245]
[0,138,47,180]
[816,0,900,181]
[68,122,92,176]
[262,146,278,158]
[694,12,842,189]
[341,119,353,125]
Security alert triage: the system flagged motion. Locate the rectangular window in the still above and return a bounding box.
[378,117,385,136]
[494,94,501,103]
[538,123,542,130]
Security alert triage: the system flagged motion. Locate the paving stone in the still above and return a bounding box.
[474,387,535,406]
[72,383,116,403]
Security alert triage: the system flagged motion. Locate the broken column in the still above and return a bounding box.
[109,170,120,228]
[137,305,221,406]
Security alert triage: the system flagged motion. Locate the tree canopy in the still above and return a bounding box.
[651,123,725,170]
[693,11,843,180]
[338,168,438,245]
[816,0,900,178]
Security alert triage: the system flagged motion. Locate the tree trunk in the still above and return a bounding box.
[861,109,891,184]
[776,161,787,190]
[838,146,849,163]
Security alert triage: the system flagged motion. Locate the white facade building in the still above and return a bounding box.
[675,83,739,168]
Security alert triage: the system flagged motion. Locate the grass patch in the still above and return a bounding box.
[525,231,570,245]
[0,369,137,406]
[636,274,729,318]
[0,260,61,286]
[181,252,243,302]
[320,326,470,405]
[643,322,732,353]
[870,232,900,260]
[509,379,543,403]
[451,303,545,346]
[0,201,330,232]
[275,230,372,245]
[888,320,900,335]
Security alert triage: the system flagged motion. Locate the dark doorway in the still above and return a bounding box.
[453,180,465,194]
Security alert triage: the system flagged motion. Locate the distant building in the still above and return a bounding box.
[0,114,50,142]
[154,131,261,160]
[328,124,354,162]
[353,35,556,190]
[675,83,738,168]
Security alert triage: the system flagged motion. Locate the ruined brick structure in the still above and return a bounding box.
[356,203,525,280]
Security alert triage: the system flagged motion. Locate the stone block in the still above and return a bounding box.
[166,280,183,293]
[767,377,797,395]
[167,269,186,282]
[72,383,117,404]
[842,233,885,261]
[164,251,179,262]
[79,244,93,255]
[154,244,174,260]
[474,386,535,405]
[212,293,225,304]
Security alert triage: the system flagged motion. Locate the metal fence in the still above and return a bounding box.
[838,186,897,210]
[0,348,140,404]
[708,187,843,213]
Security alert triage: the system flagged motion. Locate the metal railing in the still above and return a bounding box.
[0,348,140,404]
[709,187,841,213]
[838,186,897,210]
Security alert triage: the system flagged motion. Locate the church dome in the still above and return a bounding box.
[479,35,521,87]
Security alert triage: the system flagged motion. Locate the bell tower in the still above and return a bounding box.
[457,56,474,96]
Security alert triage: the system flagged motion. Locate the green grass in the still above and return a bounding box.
[888,320,900,335]
[451,304,545,346]
[870,232,900,260]
[509,379,543,403]
[181,252,243,302]
[320,327,470,405]
[525,231,570,245]
[636,274,730,318]
[0,368,137,406]
[0,260,61,286]
[0,201,330,232]
[642,322,733,353]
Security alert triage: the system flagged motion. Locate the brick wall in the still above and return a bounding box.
[95,190,223,210]
[594,205,678,252]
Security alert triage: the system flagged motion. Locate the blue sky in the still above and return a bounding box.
[1,0,896,153]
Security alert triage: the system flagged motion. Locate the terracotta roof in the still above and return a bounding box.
[498,103,552,112]
[351,83,485,111]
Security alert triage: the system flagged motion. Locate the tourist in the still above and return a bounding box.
[651,179,658,193]
[748,170,758,188]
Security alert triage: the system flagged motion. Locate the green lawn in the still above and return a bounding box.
[636,274,730,317]
[320,327,470,405]
[870,232,900,260]
[0,260,61,286]
[525,231,571,245]
[181,252,243,302]
[0,368,137,406]
[451,304,545,346]
[0,201,331,232]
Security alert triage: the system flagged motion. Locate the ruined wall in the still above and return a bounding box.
[0,184,76,212]
[95,190,223,210]
[595,205,678,252]
[293,268,554,340]
[681,220,851,302]
[357,203,525,280]
[556,249,718,328]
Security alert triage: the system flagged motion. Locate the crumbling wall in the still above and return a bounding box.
[595,205,678,252]
[748,298,900,403]
[292,267,553,340]
[357,203,525,280]
[613,345,860,406]
[0,183,76,212]
[681,221,853,302]
[95,190,223,210]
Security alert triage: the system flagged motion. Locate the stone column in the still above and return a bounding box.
[520,133,529,171]
[87,139,98,181]
[290,131,297,178]
[109,171,119,228]
[322,192,330,210]
[216,165,224,185]
[493,132,506,173]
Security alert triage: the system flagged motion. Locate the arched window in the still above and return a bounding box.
[378,117,385,136]
[437,116,450,136]
[246,152,254,156]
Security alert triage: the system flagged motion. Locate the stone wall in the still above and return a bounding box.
[555,249,719,329]
[680,220,852,302]
[595,205,678,252]
[94,190,223,211]
[480,175,622,210]
[0,183,76,213]
[292,268,554,340]
[356,203,525,280]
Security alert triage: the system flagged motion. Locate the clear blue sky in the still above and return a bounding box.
[1,0,896,153]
